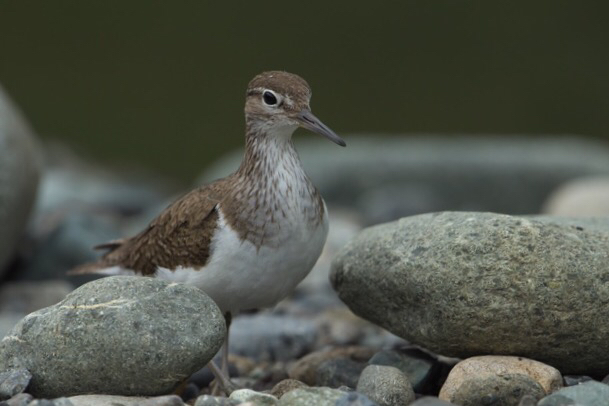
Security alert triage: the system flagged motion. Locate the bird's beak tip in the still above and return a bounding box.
[297,110,346,147]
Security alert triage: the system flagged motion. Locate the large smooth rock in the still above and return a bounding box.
[0,276,225,397]
[200,136,609,223]
[331,212,609,375]
[0,83,41,274]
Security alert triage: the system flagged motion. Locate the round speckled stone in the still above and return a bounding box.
[331,212,609,375]
[0,276,225,398]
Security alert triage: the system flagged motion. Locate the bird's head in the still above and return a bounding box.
[245,71,345,147]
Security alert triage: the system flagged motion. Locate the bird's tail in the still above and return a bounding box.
[66,238,127,275]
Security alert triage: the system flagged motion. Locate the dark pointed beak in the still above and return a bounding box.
[297,110,346,147]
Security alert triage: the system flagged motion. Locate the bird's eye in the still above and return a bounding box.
[262,91,278,106]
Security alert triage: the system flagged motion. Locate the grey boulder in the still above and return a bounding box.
[0,83,41,274]
[331,211,609,375]
[0,276,225,397]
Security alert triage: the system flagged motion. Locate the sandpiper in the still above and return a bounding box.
[71,71,346,393]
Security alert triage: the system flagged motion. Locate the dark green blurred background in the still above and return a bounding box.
[1,1,607,183]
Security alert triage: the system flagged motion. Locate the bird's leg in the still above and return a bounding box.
[207,360,236,395]
[221,312,232,377]
[210,312,234,396]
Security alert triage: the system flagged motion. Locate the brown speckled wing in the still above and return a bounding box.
[69,179,229,276]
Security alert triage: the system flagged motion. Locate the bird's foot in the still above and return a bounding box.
[208,360,238,396]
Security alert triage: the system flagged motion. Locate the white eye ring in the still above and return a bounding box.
[262,90,280,106]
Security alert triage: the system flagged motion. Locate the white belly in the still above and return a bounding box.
[155,206,329,313]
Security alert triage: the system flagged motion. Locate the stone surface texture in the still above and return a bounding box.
[194,395,239,406]
[277,387,345,405]
[449,373,544,406]
[28,398,74,406]
[67,395,149,406]
[356,365,415,406]
[0,368,32,400]
[4,393,34,406]
[368,349,437,393]
[410,397,456,406]
[270,379,308,398]
[439,356,562,400]
[0,276,225,397]
[537,380,609,405]
[331,212,609,375]
[335,391,377,406]
[316,357,367,388]
[288,347,375,386]
[229,389,278,405]
[0,83,41,274]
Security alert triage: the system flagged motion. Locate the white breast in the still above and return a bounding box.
[155,205,328,313]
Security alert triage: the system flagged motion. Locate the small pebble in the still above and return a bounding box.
[356,365,415,406]
[368,348,437,393]
[138,394,185,406]
[229,388,278,405]
[451,374,545,406]
[410,397,457,406]
[517,394,538,406]
[270,379,307,398]
[537,380,609,405]
[439,356,563,400]
[194,395,239,406]
[4,393,34,406]
[180,382,199,401]
[277,387,345,405]
[335,391,378,406]
[316,358,367,388]
[28,398,75,406]
[563,375,593,386]
[0,368,32,400]
[288,347,375,385]
[68,395,147,406]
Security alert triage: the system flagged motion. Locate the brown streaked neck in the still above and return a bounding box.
[236,118,303,180]
[224,118,323,247]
